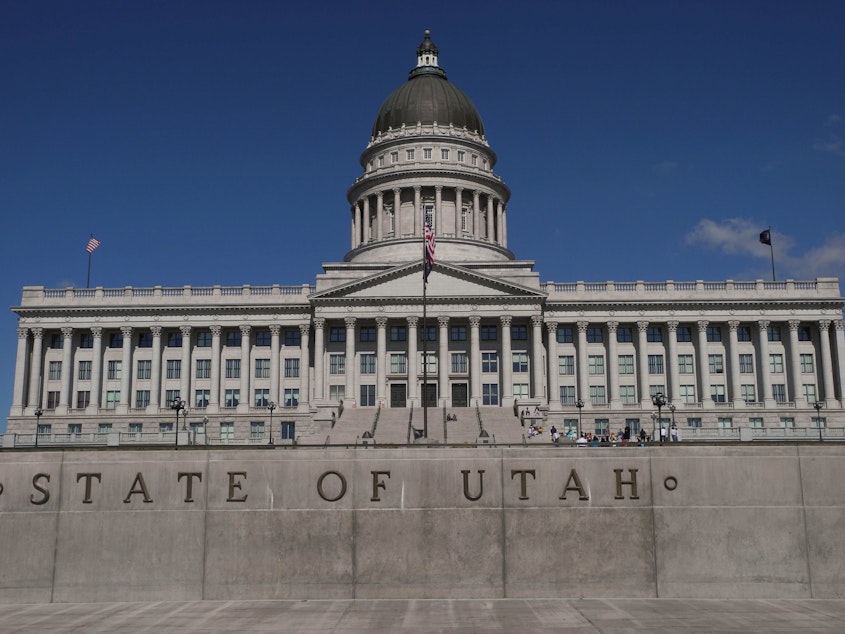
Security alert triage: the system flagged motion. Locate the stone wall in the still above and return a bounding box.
[0,445,842,603]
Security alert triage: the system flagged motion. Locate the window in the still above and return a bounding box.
[107,360,122,380]
[420,326,436,342]
[451,353,467,373]
[511,325,528,341]
[559,355,575,375]
[196,359,211,379]
[677,354,694,374]
[648,355,664,375]
[284,388,300,408]
[559,385,575,405]
[138,332,153,348]
[513,384,529,400]
[480,326,497,341]
[741,384,756,402]
[589,385,606,405]
[284,358,300,378]
[391,353,408,374]
[250,422,265,440]
[737,326,752,342]
[98,423,112,434]
[255,358,270,378]
[137,360,151,380]
[329,385,345,401]
[749,417,764,428]
[77,360,92,381]
[778,417,795,428]
[594,419,610,437]
[708,354,724,374]
[798,326,812,341]
[618,355,634,375]
[680,385,696,403]
[767,326,781,341]
[649,385,665,399]
[76,391,90,409]
[377,155,384,167]
[647,326,662,342]
[706,326,722,342]
[359,385,375,406]
[165,389,181,404]
[128,423,142,435]
[329,327,345,343]
[710,385,726,402]
[360,354,376,374]
[359,326,376,342]
[482,383,499,405]
[717,418,733,429]
[37,423,52,436]
[330,354,345,374]
[135,390,150,408]
[471,154,478,166]
[482,352,498,373]
[48,361,62,381]
[676,326,692,342]
[616,327,633,343]
[739,354,754,373]
[167,332,183,347]
[224,389,240,408]
[107,333,121,348]
[196,331,212,347]
[195,390,210,408]
[451,326,467,341]
[772,384,786,402]
[390,151,398,163]
[390,326,407,342]
[406,149,415,161]
[687,417,702,428]
[166,360,181,379]
[441,148,449,160]
[285,330,301,346]
[105,390,120,409]
[281,421,296,440]
[255,330,271,346]
[421,352,437,373]
[160,422,174,433]
[769,354,784,373]
[457,150,465,162]
[79,333,93,348]
[800,353,814,373]
[423,148,432,159]
[254,389,269,407]
[803,384,817,402]
[588,355,604,375]
[586,327,603,343]
[557,327,574,343]
[512,352,528,373]
[220,422,234,440]
[223,359,239,379]
[620,385,636,404]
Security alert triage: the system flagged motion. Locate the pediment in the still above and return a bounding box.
[311,261,545,301]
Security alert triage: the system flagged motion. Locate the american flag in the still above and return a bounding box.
[86,237,101,253]
[424,223,435,281]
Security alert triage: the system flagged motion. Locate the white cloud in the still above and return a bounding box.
[813,137,845,156]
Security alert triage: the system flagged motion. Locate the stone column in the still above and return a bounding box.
[299,323,311,411]
[469,316,481,405]
[696,321,711,407]
[414,186,421,235]
[376,191,384,241]
[501,316,513,406]
[90,327,102,411]
[239,325,251,412]
[393,188,401,236]
[312,319,325,401]
[727,321,741,405]
[438,316,449,406]
[149,326,162,410]
[531,315,545,401]
[407,316,418,405]
[12,327,29,412]
[120,326,133,411]
[28,327,44,409]
[546,322,560,407]
[576,321,589,407]
[834,320,845,404]
[179,326,192,405]
[472,190,480,239]
[455,187,463,236]
[270,324,281,406]
[344,317,356,405]
[59,327,74,413]
[351,205,359,249]
[818,320,836,406]
[362,197,371,244]
[667,321,681,405]
[486,195,494,241]
[637,321,650,405]
[210,326,221,409]
[787,320,805,407]
[376,317,387,405]
[606,321,620,407]
[757,321,773,405]
[435,186,442,234]
[501,204,508,247]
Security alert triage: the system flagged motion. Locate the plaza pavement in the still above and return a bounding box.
[0,598,844,633]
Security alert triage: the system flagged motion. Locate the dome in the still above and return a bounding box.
[371,31,485,137]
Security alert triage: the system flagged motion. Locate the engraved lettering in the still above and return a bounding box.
[511,469,536,500]
[317,470,347,502]
[614,468,639,500]
[77,472,102,504]
[370,470,391,502]
[461,469,485,501]
[227,471,248,502]
[30,473,50,505]
[178,472,202,503]
[664,476,678,491]
[123,472,153,504]
[559,468,589,500]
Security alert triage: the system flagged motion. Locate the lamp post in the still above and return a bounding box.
[34,407,43,448]
[651,411,657,444]
[669,403,676,442]
[652,392,667,444]
[814,401,825,442]
[267,401,276,445]
[171,398,185,450]
[575,398,584,439]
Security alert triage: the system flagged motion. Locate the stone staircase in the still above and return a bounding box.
[326,407,377,444]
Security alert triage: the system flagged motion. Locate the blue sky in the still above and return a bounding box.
[2,1,844,431]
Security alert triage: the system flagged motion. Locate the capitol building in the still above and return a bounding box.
[6,32,845,446]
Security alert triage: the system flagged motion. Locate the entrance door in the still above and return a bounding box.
[421,382,438,407]
[390,384,407,408]
[452,383,468,407]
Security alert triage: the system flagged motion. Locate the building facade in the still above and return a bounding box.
[6,32,845,443]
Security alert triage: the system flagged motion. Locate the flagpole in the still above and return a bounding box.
[86,251,92,288]
[422,229,428,440]
[768,226,776,282]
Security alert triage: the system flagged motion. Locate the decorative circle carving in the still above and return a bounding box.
[664,476,678,491]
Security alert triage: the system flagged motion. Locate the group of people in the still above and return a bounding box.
[543,423,681,446]
[446,413,458,421]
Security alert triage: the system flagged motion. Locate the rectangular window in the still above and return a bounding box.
[220,422,234,440]
[421,352,437,373]
[225,359,240,379]
[254,389,269,407]
[281,421,296,440]
[165,389,180,405]
[255,358,270,378]
[423,147,432,159]
[250,422,265,440]
[739,354,754,373]
[420,326,436,342]
[451,353,467,373]
[107,360,122,380]
[196,359,211,379]
[451,326,467,341]
[620,385,636,404]
[767,326,782,341]
[769,354,784,373]
[588,355,605,375]
[107,333,121,348]
[285,330,301,346]
[359,385,376,406]
[284,358,300,378]
[457,150,465,162]
[471,154,478,166]
[749,417,764,428]
[594,418,610,437]
[359,326,376,342]
[618,355,634,375]
[706,326,722,342]
[441,148,449,160]
[391,151,399,163]
[800,353,814,373]
[680,385,696,403]
[126,423,142,436]
[513,383,529,400]
[558,355,575,375]
[330,354,345,375]
[649,385,665,399]
[482,383,499,405]
[779,417,795,429]
[616,327,633,343]
[136,359,151,380]
[676,326,692,342]
[98,423,112,434]
[76,391,90,409]
[135,390,150,408]
[167,332,183,347]
[677,354,694,374]
[647,326,662,342]
[255,330,271,346]
[360,354,376,374]
[329,327,345,343]
[511,325,528,341]
[284,388,300,408]
[557,327,574,343]
[708,354,724,374]
[224,389,240,408]
[687,417,702,428]
[480,325,497,341]
[559,385,575,405]
[329,385,345,401]
[803,384,817,402]
[406,149,415,161]
[79,333,93,348]
[195,390,210,408]
[391,353,408,374]
[105,390,120,409]
[586,327,603,343]
[166,360,181,379]
[512,352,528,373]
[798,326,812,341]
[48,361,62,381]
[159,422,173,433]
[196,331,212,347]
[589,385,606,405]
[390,326,407,342]
[648,355,664,375]
[710,385,726,402]
[137,332,153,348]
[717,417,733,429]
[741,384,756,402]
[737,326,752,342]
[482,352,498,373]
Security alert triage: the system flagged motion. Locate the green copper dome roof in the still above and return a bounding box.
[371,31,485,137]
